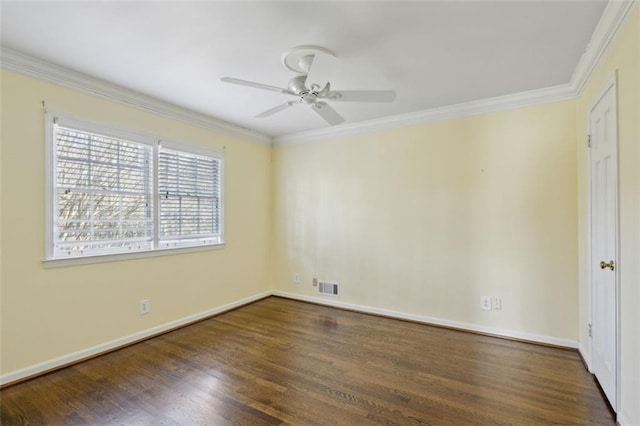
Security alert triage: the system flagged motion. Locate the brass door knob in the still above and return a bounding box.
[600,260,615,271]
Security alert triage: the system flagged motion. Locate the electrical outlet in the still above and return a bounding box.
[493,297,502,310]
[480,296,491,311]
[139,299,150,315]
[312,277,318,287]
[294,272,300,284]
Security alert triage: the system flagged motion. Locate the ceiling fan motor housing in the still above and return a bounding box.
[288,75,309,95]
[221,45,395,126]
[302,94,318,104]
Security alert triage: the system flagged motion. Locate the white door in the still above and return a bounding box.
[589,77,618,410]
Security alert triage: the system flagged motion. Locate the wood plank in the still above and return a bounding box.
[0,297,614,425]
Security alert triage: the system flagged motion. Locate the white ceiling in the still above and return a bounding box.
[1,1,607,138]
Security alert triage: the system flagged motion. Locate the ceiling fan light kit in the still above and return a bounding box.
[221,45,396,126]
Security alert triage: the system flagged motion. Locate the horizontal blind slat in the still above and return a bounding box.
[158,147,221,242]
[54,125,153,257]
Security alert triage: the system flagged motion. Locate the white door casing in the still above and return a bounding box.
[588,74,618,411]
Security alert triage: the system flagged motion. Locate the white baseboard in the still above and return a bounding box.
[1,289,580,386]
[0,291,271,386]
[617,412,631,426]
[578,342,592,372]
[272,291,578,349]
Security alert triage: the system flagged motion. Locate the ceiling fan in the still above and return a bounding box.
[221,45,396,126]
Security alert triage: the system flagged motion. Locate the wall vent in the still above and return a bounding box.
[318,281,339,296]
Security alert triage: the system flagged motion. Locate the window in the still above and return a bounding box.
[52,126,154,257]
[46,112,224,263]
[158,145,222,248]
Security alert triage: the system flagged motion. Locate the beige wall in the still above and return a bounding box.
[272,101,578,342]
[576,6,640,424]
[1,8,638,421]
[0,71,272,375]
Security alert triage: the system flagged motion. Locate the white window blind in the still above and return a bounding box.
[47,112,225,263]
[158,147,222,248]
[53,125,154,257]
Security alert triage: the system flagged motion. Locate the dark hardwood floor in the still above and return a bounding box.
[1,296,614,425]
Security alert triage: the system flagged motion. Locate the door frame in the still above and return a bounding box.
[586,71,620,412]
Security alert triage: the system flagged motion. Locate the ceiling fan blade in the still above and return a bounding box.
[331,90,396,102]
[312,102,344,126]
[255,101,297,118]
[221,77,293,95]
[317,82,331,97]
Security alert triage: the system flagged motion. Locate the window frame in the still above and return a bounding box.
[156,138,225,249]
[44,111,225,268]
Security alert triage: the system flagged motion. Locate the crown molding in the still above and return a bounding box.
[2,1,636,147]
[274,83,576,145]
[0,47,272,146]
[570,0,638,95]
[273,0,638,146]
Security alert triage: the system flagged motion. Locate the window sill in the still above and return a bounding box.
[43,243,226,269]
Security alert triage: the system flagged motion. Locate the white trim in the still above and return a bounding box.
[570,1,638,96]
[153,142,160,248]
[272,0,638,145]
[2,2,636,147]
[50,109,158,146]
[588,73,619,114]
[0,47,271,146]
[272,291,578,349]
[273,84,576,145]
[587,72,620,412]
[617,412,630,426]
[584,81,594,378]
[44,110,55,261]
[43,242,226,269]
[159,138,223,159]
[579,343,593,372]
[613,71,622,415]
[0,291,271,386]
[45,110,226,264]
[0,289,583,387]
[218,151,226,247]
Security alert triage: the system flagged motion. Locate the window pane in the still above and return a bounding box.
[57,160,89,188]
[93,194,120,219]
[53,126,153,257]
[49,119,223,260]
[158,147,221,246]
[91,164,119,190]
